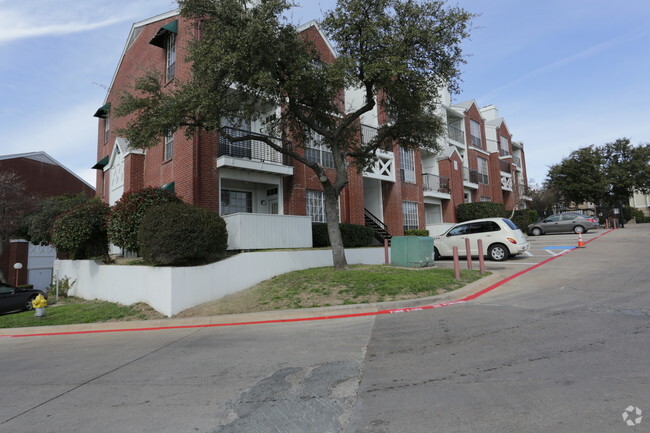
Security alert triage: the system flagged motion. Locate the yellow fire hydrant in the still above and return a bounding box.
[32,294,47,317]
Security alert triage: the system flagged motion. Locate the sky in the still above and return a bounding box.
[1,0,649,189]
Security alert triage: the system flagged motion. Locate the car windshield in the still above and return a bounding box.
[501,219,519,230]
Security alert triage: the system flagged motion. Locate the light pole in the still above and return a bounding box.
[13,262,23,286]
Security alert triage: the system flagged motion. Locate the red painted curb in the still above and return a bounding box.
[2,230,615,339]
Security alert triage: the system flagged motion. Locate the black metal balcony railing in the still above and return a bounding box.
[361,124,378,145]
[499,159,512,173]
[463,167,480,184]
[218,126,291,165]
[448,123,464,142]
[499,148,510,157]
[422,173,451,194]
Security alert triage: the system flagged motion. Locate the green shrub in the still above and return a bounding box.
[138,202,227,266]
[51,199,110,260]
[17,284,34,290]
[456,202,506,222]
[108,187,182,253]
[624,206,646,223]
[312,223,375,248]
[24,193,90,245]
[509,209,539,230]
[404,229,430,236]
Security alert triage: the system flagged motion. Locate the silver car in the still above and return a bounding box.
[527,213,598,236]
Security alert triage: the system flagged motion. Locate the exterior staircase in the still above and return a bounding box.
[364,209,392,245]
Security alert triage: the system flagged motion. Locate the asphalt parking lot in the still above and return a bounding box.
[433,228,607,270]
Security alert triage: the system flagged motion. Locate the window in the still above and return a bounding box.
[166,32,176,81]
[480,196,492,202]
[448,224,469,236]
[221,190,252,215]
[307,190,326,222]
[469,119,482,148]
[499,135,509,156]
[402,201,419,231]
[477,157,489,184]
[104,116,110,144]
[469,221,501,234]
[305,132,334,168]
[399,147,416,183]
[164,130,174,160]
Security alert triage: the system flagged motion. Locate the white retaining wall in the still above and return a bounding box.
[59,247,387,317]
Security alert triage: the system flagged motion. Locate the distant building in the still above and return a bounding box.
[0,152,94,289]
[93,10,531,251]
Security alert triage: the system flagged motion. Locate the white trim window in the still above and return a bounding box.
[500,135,510,156]
[469,119,482,148]
[399,147,416,183]
[305,132,334,169]
[164,130,174,160]
[104,116,110,144]
[307,190,326,223]
[166,32,176,81]
[477,156,489,184]
[402,201,419,231]
[480,196,492,202]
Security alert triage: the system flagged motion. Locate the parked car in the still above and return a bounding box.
[432,218,530,262]
[527,213,599,236]
[0,282,47,315]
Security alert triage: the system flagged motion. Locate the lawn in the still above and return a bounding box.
[0,298,164,329]
[177,265,488,317]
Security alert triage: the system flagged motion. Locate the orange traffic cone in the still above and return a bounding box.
[577,233,585,248]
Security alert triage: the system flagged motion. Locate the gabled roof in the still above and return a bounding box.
[297,20,338,58]
[0,151,94,190]
[102,9,180,105]
[436,146,462,161]
[452,99,477,111]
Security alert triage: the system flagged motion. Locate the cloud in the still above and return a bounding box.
[478,24,650,102]
[0,17,127,43]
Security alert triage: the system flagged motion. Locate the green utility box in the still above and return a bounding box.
[391,236,434,268]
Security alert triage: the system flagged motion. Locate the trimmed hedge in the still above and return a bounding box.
[510,209,539,230]
[108,187,182,253]
[138,202,227,266]
[312,223,375,248]
[51,199,110,260]
[404,229,429,236]
[457,202,506,222]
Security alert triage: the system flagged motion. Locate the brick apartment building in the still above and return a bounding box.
[0,152,95,289]
[93,10,530,249]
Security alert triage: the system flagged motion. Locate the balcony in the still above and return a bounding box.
[217,127,293,176]
[448,123,464,143]
[513,155,522,169]
[361,124,378,145]
[463,167,479,189]
[499,148,510,157]
[499,159,512,174]
[422,173,451,199]
[518,183,532,200]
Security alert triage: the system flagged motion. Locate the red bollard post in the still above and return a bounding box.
[477,239,486,274]
[453,246,460,279]
[465,237,472,270]
[384,239,389,264]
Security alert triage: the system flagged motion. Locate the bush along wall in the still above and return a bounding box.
[312,223,375,248]
[509,209,539,230]
[404,229,430,236]
[138,202,228,266]
[456,202,506,222]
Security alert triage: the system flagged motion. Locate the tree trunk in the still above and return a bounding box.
[323,185,348,270]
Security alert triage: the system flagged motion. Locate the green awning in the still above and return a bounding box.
[92,156,109,170]
[93,103,110,118]
[149,19,178,48]
[162,181,175,193]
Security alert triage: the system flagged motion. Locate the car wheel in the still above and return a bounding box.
[488,244,508,261]
[25,295,36,311]
[532,227,542,236]
[434,247,441,261]
[573,225,585,234]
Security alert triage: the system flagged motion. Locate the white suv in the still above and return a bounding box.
[432,218,530,261]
